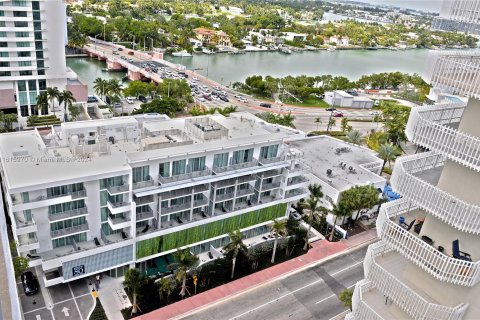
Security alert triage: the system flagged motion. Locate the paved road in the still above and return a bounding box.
[182,246,367,320]
[19,269,94,320]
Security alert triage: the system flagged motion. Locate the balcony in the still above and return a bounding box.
[11,189,87,211]
[212,159,259,175]
[107,200,131,214]
[287,175,309,187]
[48,207,88,222]
[161,202,192,215]
[159,211,211,230]
[135,195,154,206]
[377,199,480,287]
[236,187,255,198]
[391,152,480,234]
[258,181,281,192]
[285,188,307,199]
[17,233,39,252]
[160,188,192,201]
[215,192,235,202]
[261,169,283,179]
[133,177,155,190]
[106,184,129,195]
[136,209,154,222]
[193,197,209,208]
[258,156,287,166]
[364,241,468,320]
[405,102,480,171]
[108,213,131,230]
[349,280,387,320]
[50,223,89,239]
[13,212,36,234]
[158,168,211,187]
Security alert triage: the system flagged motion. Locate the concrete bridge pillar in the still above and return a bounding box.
[128,69,143,81]
[107,59,123,71]
[152,51,164,60]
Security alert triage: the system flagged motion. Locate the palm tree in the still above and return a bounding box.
[346,130,363,145]
[58,90,76,122]
[36,92,49,116]
[169,248,199,299]
[378,142,398,174]
[280,112,295,128]
[223,229,248,279]
[329,201,352,241]
[46,87,60,116]
[158,277,176,303]
[93,78,108,101]
[314,117,322,131]
[270,219,288,263]
[123,268,143,315]
[106,79,123,114]
[302,184,325,250]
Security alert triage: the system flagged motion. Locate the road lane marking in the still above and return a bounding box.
[68,283,83,320]
[315,284,355,304]
[228,260,363,320]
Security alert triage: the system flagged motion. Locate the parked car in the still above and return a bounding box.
[289,209,302,221]
[113,102,122,108]
[128,58,133,62]
[21,271,39,296]
[138,95,147,103]
[113,51,119,55]
[326,107,336,111]
[127,51,134,55]
[220,96,229,102]
[117,47,123,51]
[87,96,98,103]
[369,110,381,115]
[260,102,272,108]
[358,209,377,221]
[126,97,135,104]
[203,94,212,101]
[333,111,344,117]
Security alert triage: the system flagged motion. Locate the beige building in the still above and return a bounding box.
[347,50,480,319]
[193,28,232,47]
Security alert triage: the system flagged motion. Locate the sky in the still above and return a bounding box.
[355,0,443,13]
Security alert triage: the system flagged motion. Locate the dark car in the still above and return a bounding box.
[220,96,229,102]
[260,102,272,108]
[21,271,39,296]
[87,96,98,103]
[203,94,212,101]
[326,107,336,111]
[138,95,147,103]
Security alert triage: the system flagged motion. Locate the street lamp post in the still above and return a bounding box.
[94,33,101,52]
[103,21,106,41]
[147,37,154,51]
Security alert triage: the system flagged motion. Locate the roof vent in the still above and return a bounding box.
[326,169,332,176]
[12,150,29,157]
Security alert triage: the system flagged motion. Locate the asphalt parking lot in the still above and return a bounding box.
[19,268,94,320]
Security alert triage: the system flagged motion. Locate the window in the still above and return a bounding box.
[18,92,28,105]
[38,79,46,90]
[32,11,40,20]
[35,41,42,50]
[50,216,86,232]
[0,72,11,77]
[15,32,29,38]
[0,61,8,67]
[17,51,31,57]
[159,162,170,178]
[37,69,45,75]
[260,145,279,159]
[20,105,28,117]
[14,21,28,27]
[0,52,8,57]
[188,156,205,172]
[48,200,85,214]
[0,11,4,17]
[28,80,36,90]
[34,31,42,40]
[232,148,253,164]
[132,166,149,183]
[101,207,108,222]
[213,152,229,168]
[47,183,84,198]
[100,191,108,206]
[12,0,27,7]
[17,80,26,91]
[18,61,31,67]
[33,22,41,30]
[0,42,7,47]
[32,1,40,10]
[35,50,43,58]
[13,11,27,17]
[29,91,37,105]
[20,71,32,76]
[0,32,6,37]
[52,232,87,248]
[37,60,44,69]
[172,159,186,176]
[16,41,30,47]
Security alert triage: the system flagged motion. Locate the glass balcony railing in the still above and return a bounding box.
[50,223,89,239]
[132,176,155,190]
[48,207,88,222]
[212,159,259,174]
[158,167,211,185]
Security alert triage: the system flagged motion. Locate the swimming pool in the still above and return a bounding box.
[445,95,465,103]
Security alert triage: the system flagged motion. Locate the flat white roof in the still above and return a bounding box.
[286,136,385,192]
[335,90,353,98]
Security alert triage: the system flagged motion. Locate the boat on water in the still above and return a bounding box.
[172,50,193,57]
[279,47,292,54]
[327,47,336,52]
[228,50,246,55]
[202,48,215,55]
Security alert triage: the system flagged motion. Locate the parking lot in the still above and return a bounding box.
[19,268,94,320]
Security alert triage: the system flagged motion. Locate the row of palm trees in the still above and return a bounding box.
[36,87,76,122]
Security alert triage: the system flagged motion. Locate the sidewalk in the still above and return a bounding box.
[136,231,378,320]
[96,275,131,320]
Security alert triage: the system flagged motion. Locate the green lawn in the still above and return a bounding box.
[284,97,330,108]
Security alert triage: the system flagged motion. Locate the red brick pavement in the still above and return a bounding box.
[135,240,355,320]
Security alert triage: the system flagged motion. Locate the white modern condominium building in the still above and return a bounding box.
[347,51,480,319]
[0,0,85,122]
[0,112,309,286]
[432,0,480,35]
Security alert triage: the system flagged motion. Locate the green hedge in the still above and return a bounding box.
[136,203,287,259]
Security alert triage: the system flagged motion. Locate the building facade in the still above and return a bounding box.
[432,0,480,34]
[193,28,232,47]
[0,113,309,286]
[0,0,83,123]
[347,51,480,319]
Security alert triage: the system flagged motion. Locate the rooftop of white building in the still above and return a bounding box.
[0,112,302,191]
[286,136,385,192]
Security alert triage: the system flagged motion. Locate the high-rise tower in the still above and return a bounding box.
[347,51,480,319]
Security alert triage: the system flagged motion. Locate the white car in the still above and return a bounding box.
[126,97,135,104]
[369,110,381,115]
[199,97,206,102]
[193,77,198,81]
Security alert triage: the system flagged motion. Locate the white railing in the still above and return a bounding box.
[365,242,468,320]
[377,199,480,287]
[406,102,480,171]
[350,280,386,320]
[391,152,480,234]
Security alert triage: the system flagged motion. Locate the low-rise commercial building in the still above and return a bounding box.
[324,91,374,109]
